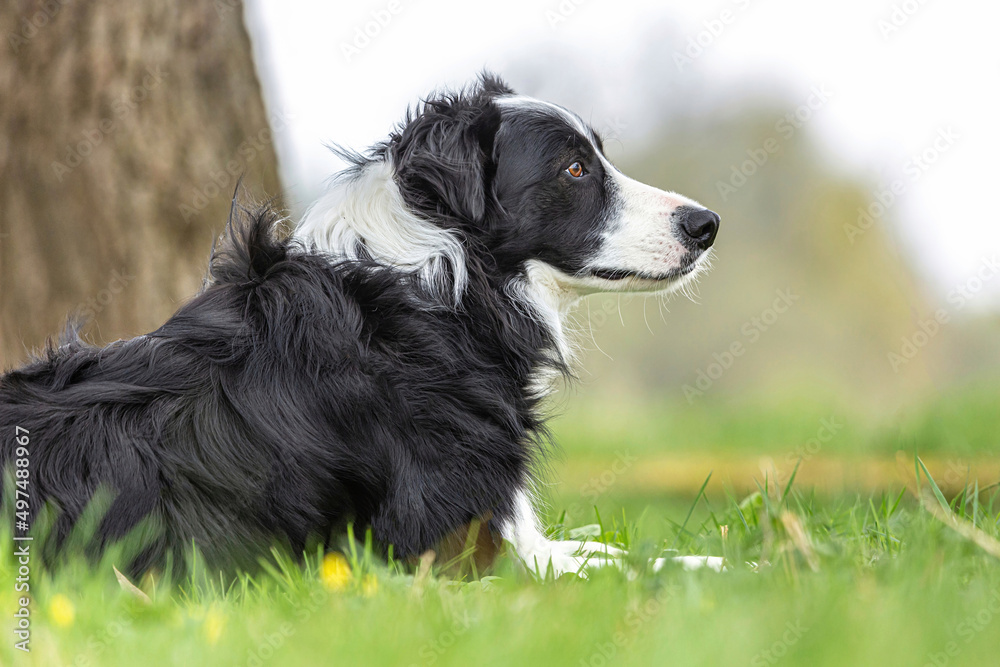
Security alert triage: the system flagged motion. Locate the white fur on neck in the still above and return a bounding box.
[510,255,712,397]
[295,160,468,303]
[506,259,585,397]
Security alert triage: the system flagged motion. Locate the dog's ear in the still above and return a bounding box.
[389,92,503,223]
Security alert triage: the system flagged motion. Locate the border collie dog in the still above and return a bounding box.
[0,74,720,576]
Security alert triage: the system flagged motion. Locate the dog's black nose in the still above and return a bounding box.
[677,207,720,250]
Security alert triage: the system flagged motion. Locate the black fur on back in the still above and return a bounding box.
[0,199,560,574]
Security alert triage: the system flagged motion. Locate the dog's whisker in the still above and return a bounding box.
[642,296,654,335]
[585,298,614,361]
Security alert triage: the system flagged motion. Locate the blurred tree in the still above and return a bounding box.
[0,1,282,366]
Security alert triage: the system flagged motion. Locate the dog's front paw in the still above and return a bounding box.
[652,555,726,572]
[520,539,624,578]
[515,540,729,578]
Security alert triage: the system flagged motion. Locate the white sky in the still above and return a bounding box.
[246,0,1000,308]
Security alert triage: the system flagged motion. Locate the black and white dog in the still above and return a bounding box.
[0,74,720,576]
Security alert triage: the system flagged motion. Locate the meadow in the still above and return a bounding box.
[1,387,998,667]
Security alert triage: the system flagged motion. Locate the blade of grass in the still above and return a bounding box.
[973,479,980,530]
[780,458,802,508]
[671,472,712,551]
[916,456,950,513]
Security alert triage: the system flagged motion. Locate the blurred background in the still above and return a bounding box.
[2,0,997,523]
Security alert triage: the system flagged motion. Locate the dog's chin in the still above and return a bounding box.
[579,249,713,295]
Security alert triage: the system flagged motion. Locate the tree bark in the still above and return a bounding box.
[0,0,282,367]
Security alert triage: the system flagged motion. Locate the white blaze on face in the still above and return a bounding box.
[588,167,707,279]
[496,94,712,291]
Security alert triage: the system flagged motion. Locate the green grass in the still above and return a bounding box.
[2,394,1000,666]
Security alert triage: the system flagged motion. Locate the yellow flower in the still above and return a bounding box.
[362,574,378,597]
[48,594,75,628]
[203,606,225,645]
[321,552,352,591]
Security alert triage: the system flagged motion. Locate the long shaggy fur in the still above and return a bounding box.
[0,201,558,573]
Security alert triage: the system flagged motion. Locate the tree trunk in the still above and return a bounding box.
[0,0,283,367]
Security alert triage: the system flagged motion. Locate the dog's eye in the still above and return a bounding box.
[565,161,585,178]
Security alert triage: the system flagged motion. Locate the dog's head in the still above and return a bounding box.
[297,73,719,304]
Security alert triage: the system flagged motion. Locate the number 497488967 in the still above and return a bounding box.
[14,426,30,529]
